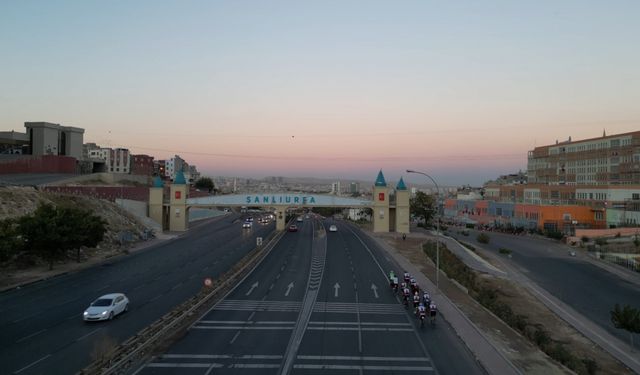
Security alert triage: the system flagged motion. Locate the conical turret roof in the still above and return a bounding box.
[396,177,407,190]
[374,170,387,187]
[174,170,186,184]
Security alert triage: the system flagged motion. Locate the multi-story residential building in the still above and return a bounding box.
[165,155,186,181]
[131,154,154,176]
[331,181,341,195]
[527,131,640,185]
[153,160,166,178]
[89,147,131,174]
[350,182,359,194]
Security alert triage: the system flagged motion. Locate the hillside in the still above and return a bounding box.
[0,186,152,288]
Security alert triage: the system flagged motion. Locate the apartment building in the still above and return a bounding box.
[527,131,640,185]
[88,147,131,173]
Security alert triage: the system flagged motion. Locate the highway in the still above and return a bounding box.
[138,218,484,375]
[449,229,640,345]
[0,214,272,375]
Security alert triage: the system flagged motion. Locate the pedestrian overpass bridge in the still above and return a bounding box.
[148,171,411,233]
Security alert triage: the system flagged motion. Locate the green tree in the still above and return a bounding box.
[18,203,107,270]
[0,218,21,263]
[610,303,640,347]
[56,205,106,262]
[194,177,215,193]
[19,203,65,270]
[410,191,435,227]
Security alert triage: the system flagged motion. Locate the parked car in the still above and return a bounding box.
[329,225,338,232]
[288,225,298,232]
[83,293,129,321]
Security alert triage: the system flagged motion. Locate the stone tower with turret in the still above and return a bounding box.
[395,177,410,234]
[169,170,188,231]
[372,170,390,233]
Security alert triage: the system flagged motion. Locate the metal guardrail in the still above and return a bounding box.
[601,254,640,273]
[78,229,285,375]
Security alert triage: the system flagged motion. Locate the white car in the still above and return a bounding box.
[83,293,129,321]
[242,221,252,228]
[329,225,338,232]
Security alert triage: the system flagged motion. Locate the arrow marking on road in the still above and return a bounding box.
[371,283,379,298]
[246,282,259,296]
[334,283,340,298]
[285,282,294,296]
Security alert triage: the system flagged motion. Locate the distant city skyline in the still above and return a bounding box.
[2,1,639,186]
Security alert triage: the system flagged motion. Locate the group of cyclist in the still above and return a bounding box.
[389,270,437,326]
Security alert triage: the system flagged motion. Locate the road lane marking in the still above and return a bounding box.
[171,282,182,291]
[148,294,163,303]
[76,327,102,341]
[146,363,218,368]
[12,311,43,323]
[13,354,51,374]
[247,312,256,320]
[307,327,413,331]
[163,354,231,359]
[296,355,430,361]
[199,320,294,325]
[16,328,47,343]
[229,331,241,344]
[285,282,294,296]
[238,355,283,359]
[232,364,281,368]
[246,282,259,296]
[96,284,110,292]
[193,326,294,330]
[293,364,433,371]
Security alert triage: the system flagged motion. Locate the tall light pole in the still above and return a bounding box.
[406,169,441,291]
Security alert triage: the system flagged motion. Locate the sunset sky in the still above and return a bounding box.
[1,1,639,186]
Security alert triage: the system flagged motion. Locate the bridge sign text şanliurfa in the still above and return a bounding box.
[245,195,317,205]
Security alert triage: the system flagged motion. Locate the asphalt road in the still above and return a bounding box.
[0,214,273,375]
[138,219,484,375]
[449,229,640,345]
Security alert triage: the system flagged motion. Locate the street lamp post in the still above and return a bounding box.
[406,169,441,290]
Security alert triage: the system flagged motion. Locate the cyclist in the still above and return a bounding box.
[402,286,411,305]
[390,275,398,292]
[422,291,431,306]
[403,271,410,284]
[412,292,420,308]
[429,303,437,324]
[409,278,418,293]
[417,303,427,326]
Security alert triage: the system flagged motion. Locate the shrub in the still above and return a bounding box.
[582,358,598,375]
[477,233,490,244]
[498,247,512,255]
[545,231,564,240]
[533,327,551,348]
[581,236,589,243]
[595,238,608,246]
